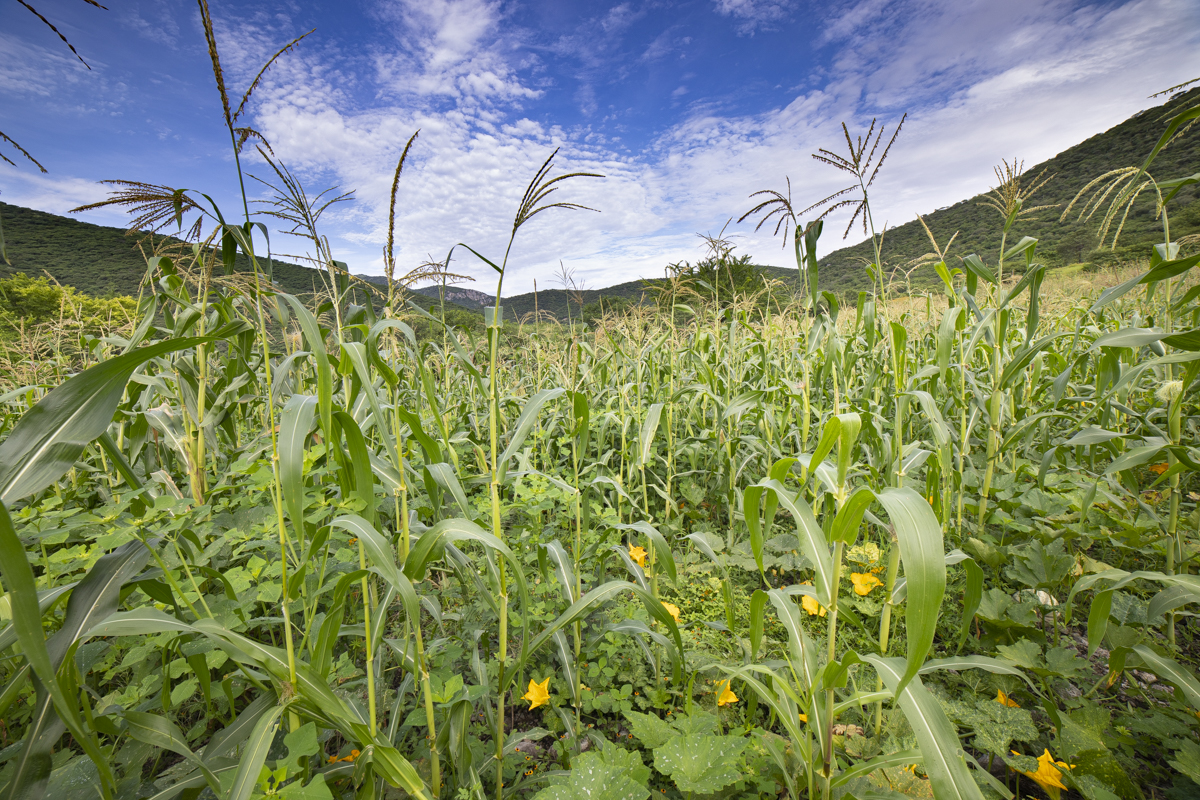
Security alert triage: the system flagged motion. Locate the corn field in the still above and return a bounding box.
[4,11,1200,800]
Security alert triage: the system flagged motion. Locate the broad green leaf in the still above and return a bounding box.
[1170,740,1200,787]
[865,655,983,800]
[532,747,649,800]
[623,709,675,749]
[653,734,747,794]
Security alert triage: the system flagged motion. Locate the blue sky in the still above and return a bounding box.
[2,0,1199,295]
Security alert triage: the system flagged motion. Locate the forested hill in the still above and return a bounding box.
[809,87,1200,294]
[0,202,454,316]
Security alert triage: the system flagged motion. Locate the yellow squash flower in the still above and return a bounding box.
[996,689,1020,708]
[628,544,647,568]
[522,677,551,710]
[716,680,738,706]
[800,582,826,616]
[662,602,681,623]
[1012,749,1073,800]
[850,572,883,596]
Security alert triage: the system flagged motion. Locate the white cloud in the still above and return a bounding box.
[713,0,797,34]
[229,0,1200,296]
[0,170,119,221]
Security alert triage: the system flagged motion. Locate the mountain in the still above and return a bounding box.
[2,87,1198,315]
[411,285,493,308]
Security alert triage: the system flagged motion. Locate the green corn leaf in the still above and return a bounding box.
[683,532,728,579]
[0,502,117,797]
[498,388,566,483]
[1090,327,1169,350]
[0,331,242,503]
[1087,589,1114,657]
[959,558,983,644]
[744,483,768,577]
[919,656,1035,690]
[395,405,442,464]
[996,263,1044,311]
[830,486,873,545]
[124,711,224,795]
[831,748,923,788]
[1131,645,1200,710]
[340,341,400,467]
[330,514,419,626]
[864,655,983,800]
[638,402,663,466]
[1148,585,1200,622]
[280,395,318,541]
[0,583,76,654]
[552,629,580,707]
[332,410,377,524]
[540,540,578,604]
[611,520,676,586]
[762,479,833,606]
[226,704,286,800]
[506,580,684,691]
[768,589,818,689]
[203,694,276,761]
[280,294,333,439]
[961,254,997,287]
[749,589,768,660]
[874,488,946,693]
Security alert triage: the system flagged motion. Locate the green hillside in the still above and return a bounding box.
[0,201,462,319]
[2,87,1199,316]
[808,87,1200,294]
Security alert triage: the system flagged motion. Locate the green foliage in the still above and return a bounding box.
[0,273,136,336]
[532,747,650,800]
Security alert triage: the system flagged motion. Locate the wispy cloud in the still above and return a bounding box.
[713,0,797,35]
